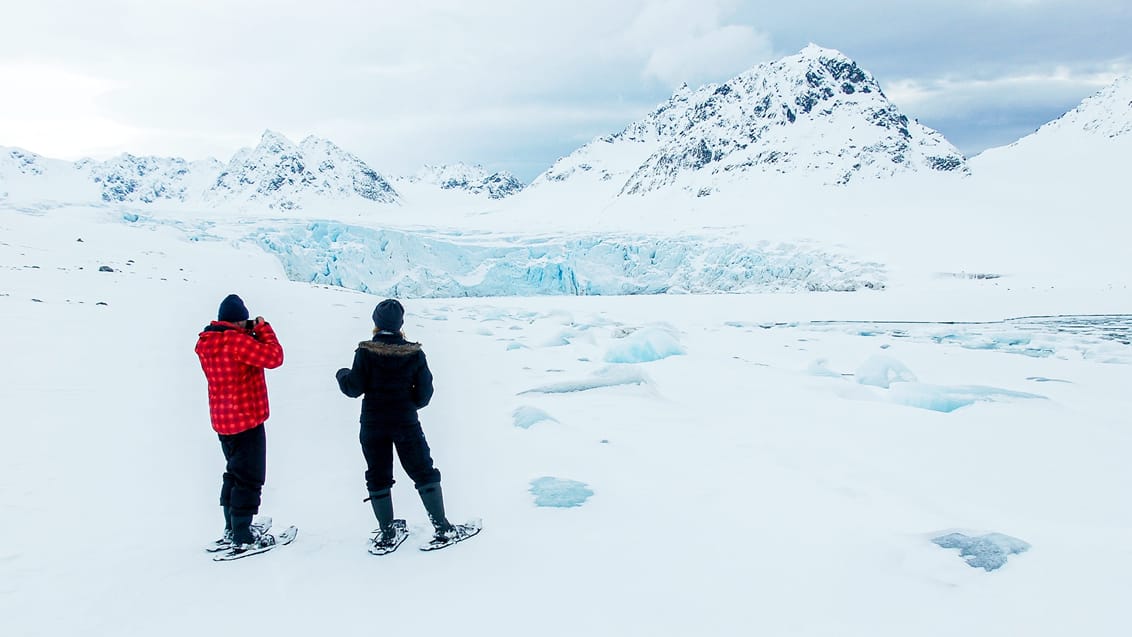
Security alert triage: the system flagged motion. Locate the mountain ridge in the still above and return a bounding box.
[0,132,523,209]
[532,44,968,197]
[4,54,1130,209]
[396,162,524,199]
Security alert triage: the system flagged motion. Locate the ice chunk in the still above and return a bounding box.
[542,330,576,347]
[604,326,685,364]
[932,532,1030,571]
[529,477,593,508]
[932,332,1054,358]
[519,366,649,394]
[775,316,1132,363]
[855,355,917,388]
[888,383,1045,413]
[513,406,557,429]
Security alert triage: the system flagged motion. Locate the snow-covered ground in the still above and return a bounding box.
[2,199,1130,636]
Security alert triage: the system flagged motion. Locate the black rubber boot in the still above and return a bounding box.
[368,489,395,541]
[230,512,256,545]
[417,482,453,533]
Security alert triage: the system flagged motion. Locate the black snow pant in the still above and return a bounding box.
[218,423,266,529]
[360,420,441,492]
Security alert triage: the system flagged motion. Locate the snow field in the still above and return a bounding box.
[2,207,1131,635]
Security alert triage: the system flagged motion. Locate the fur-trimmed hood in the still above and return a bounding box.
[337,334,434,417]
[357,340,422,357]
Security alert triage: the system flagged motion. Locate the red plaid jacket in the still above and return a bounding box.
[195,321,284,435]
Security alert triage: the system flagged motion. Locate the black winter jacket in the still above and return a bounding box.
[336,333,434,425]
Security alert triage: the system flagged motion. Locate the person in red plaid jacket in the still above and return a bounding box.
[195,294,284,552]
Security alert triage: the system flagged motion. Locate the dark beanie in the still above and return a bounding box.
[218,294,250,323]
[372,298,404,332]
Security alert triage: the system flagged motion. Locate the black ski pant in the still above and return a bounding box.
[360,420,441,492]
[218,423,266,520]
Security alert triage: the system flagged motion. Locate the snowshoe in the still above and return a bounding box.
[213,524,297,562]
[205,517,272,553]
[419,518,482,552]
[368,519,409,556]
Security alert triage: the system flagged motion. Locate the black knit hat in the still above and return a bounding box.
[218,294,249,323]
[372,298,404,332]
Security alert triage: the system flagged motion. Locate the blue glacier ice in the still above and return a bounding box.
[518,366,649,394]
[855,355,918,388]
[604,326,685,363]
[529,477,593,508]
[513,405,557,429]
[932,333,1055,358]
[246,221,886,297]
[803,352,1046,411]
[543,330,577,347]
[887,383,1045,412]
[932,532,1031,571]
[779,316,1132,364]
[932,333,1030,348]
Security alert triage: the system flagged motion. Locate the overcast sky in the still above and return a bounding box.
[1,0,1128,181]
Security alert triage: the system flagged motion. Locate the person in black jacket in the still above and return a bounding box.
[336,299,456,551]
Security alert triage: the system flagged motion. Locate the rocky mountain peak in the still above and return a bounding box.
[3,147,48,176]
[257,129,298,152]
[206,130,398,208]
[407,162,524,199]
[537,44,966,195]
[1039,73,1132,139]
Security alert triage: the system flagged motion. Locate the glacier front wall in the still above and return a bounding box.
[251,221,886,297]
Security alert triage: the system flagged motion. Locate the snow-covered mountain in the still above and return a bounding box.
[1,131,400,210]
[4,132,528,212]
[205,131,399,210]
[398,163,524,199]
[0,147,95,203]
[76,154,223,204]
[970,73,1131,179]
[977,73,1132,150]
[1,147,55,177]
[531,44,967,196]
[1028,74,1132,140]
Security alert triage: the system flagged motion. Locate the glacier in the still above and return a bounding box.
[251,221,886,298]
